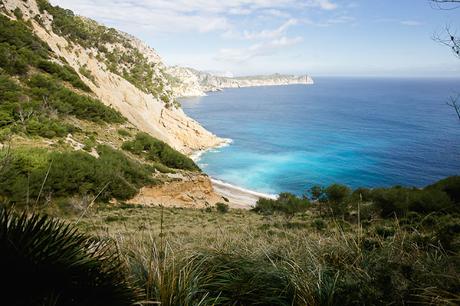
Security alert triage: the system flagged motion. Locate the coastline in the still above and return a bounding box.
[190,140,277,209]
[211,178,277,209]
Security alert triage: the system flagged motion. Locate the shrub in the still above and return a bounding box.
[375,226,396,238]
[122,132,199,171]
[117,128,131,137]
[371,187,411,217]
[371,186,455,218]
[352,187,372,202]
[0,208,139,305]
[325,184,351,204]
[426,176,460,204]
[254,193,309,219]
[325,184,351,216]
[0,15,49,72]
[408,189,453,214]
[37,60,91,91]
[311,218,326,230]
[28,74,125,123]
[13,8,23,20]
[0,146,156,204]
[216,202,229,213]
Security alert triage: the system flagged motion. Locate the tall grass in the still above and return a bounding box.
[88,206,459,306]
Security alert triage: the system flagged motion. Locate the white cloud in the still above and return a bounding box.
[50,0,338,34]
[243,19,298,40]
[315,0,338,10]
[217,35,303,62]
[400,20,422,26]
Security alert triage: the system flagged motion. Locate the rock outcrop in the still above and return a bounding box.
[168,66,314,97]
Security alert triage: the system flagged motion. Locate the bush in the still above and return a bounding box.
[408,189,453,214]
[352,187,372,202]
[311,218,326,230]
[254,193,309,219]
[0,15,49,75]
[216,202,229,213]
[375,226,396,238]
[325,184,351,216]
[122,132,199,171]
[426,176,460,204]
[325,184,351,204]
[37,60,91,91]
[0,146,156,204]
[28,74,125,123]
[0,208,139,305]
[371,187,411,217]
[117,128,131,137]
[371,186,455,218]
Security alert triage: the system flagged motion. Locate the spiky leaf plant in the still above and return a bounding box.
[0,208,140,306]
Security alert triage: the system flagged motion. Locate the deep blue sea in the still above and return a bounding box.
[181,78,460,196]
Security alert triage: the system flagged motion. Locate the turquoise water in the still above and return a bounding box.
[181,78,460,195]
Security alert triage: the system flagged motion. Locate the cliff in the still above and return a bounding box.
[1,0,224,154]
[168,66,314,97]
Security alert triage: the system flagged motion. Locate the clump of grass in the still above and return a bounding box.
[84,203,460,306]
[0,208,140,305]
[216,202,229,213]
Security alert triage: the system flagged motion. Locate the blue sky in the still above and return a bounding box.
[50,0,460,77]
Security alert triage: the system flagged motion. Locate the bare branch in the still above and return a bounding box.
[430,0,460,10]
[446,94,460,120]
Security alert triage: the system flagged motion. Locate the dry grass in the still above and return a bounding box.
[64,204,460,305]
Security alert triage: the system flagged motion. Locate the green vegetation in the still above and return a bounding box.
[38,60,90,91]
[122,132,200,171]
[28,73,123,123]
[0,145,156,204]
[0,147,459,305]
[254,192,309,218]
[36,0,177,105]
[117,128,131,137]
[58,190,459,306]
[78,64,97,85]
[0,14,125,140]
[0,14,49,75]
[216,202,229,213]
[0,208,139,305]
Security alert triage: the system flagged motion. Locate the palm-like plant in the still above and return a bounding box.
[0,208,140,306]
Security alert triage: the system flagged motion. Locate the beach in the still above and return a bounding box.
[211,178,277,209]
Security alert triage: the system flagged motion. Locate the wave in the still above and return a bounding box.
[191,138,233,162]
[211,178,278,200]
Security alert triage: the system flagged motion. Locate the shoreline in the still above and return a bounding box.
[211,178,277,209]
[190,140,277,209]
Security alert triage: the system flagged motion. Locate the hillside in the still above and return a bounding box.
[1,0,224,154]
[0,0,227,208]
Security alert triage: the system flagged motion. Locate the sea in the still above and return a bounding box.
[181,77,460,196]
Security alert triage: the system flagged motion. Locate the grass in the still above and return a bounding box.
[51,203,460,306]
[0,208,139,305]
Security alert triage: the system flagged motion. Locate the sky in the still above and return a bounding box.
[49,0,460,77]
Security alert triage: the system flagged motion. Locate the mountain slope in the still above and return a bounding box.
[1,0,223,154]
[0,0,226,208]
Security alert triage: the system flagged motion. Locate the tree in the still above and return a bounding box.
[325,184,351,217]
[308,185,326,216]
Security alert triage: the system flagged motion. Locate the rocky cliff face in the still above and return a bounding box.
[168,66,314,97]
[1,0,224,154]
